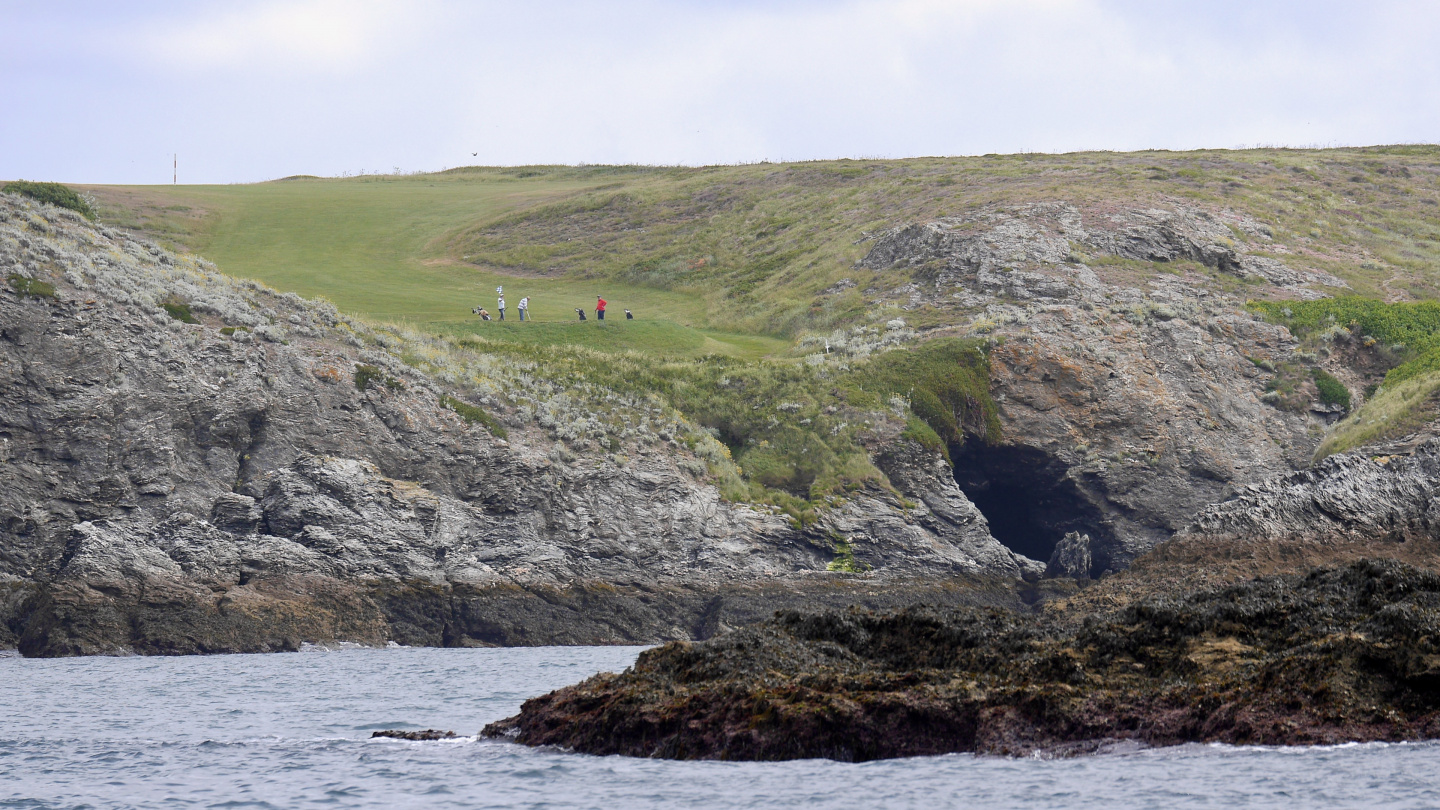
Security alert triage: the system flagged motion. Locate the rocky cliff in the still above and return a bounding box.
[858,202,1342,574]
[1,186,1424,657]
[0,194,1037,655]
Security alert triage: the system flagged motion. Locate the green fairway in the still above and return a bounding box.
[83,171,785,359]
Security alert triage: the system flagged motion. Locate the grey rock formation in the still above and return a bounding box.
[0,194,1031,655]
[1046,532,1092,580]
[859,202,1340,574]
[1175,438,1440,547]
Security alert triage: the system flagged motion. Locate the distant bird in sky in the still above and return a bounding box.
[472,152,477,156]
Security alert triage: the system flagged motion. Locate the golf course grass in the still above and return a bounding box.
[82,171,787,359]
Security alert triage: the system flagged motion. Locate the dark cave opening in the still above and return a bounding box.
[950,441,1110,569]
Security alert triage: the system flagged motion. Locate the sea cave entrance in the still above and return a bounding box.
[949,441,1110,570]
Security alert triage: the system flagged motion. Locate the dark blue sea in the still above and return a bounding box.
[3,645,1439,809]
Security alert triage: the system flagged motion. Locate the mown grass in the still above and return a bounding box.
[430,319,788,360]
[80,172,781,359]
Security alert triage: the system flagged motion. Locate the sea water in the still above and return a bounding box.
[3,645,1439,809]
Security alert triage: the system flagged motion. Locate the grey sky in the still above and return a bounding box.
[3,0,1437,184]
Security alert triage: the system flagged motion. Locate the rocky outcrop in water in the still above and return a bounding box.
[484,559,1440,760]
[0,195,1036,655]
[372,729,457,740]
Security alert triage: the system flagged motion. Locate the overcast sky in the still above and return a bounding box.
[3,0,1438,184]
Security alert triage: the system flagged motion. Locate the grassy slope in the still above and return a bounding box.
[80,146,1440,458]
[87,148,1440,338]
[81,172,787,359]
[448,147,1440,335]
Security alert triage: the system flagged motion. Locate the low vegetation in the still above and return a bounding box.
[161,298,199,324]
[83,146,1440,349]
[1250,297,1440,387]
[3,180,96,220]
[353,363,405,393]
[825,536,869,573]
[1252,297,1440,455]
[1311,367,1351,410]
[439,394,508,438]
[1317,370,1440,458]
[390,322,994,524]
[8,273,56,299]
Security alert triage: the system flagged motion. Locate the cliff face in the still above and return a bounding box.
[2,187,1425,656]
[1107,437,1440,588]
[0,196,1033,655]
[859,202,1336,574]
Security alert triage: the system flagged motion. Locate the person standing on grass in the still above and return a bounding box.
[518,296,529,322]
[595,295,607,321]
[497,293,506,321]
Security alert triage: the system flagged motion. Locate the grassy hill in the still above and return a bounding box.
[66,146,1440,474]
[81,171,787,359]
[86,146,1440,338]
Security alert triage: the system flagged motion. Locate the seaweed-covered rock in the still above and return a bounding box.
[372,729,457,741]
[485,559,1440,760]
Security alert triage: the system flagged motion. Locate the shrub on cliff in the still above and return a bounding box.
[3,180,96,220]
[161,298,199,324]
[1251,296,1440,387]
[1311,368,1350,409]
[8,273,56,299]
[439,394,508,438]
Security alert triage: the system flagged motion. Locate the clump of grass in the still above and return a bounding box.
[1317,370,1440,459]
[1250,297,1440,387]
[8,273,56,299]
[842,337,1000,453]
[219,326,249,336]
[354,364,384,391]
[1311,368,1350,410]
[3,180,96,220]
[439,394,508,438]
[161,297,199,324]
[826,535,870,573]
[1261,363,1317,412]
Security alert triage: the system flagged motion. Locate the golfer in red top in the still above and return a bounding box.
[596,296,607,321]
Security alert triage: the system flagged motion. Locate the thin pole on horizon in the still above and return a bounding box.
[173,154,176,185]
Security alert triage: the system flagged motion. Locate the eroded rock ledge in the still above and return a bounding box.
[484,559,1440,760]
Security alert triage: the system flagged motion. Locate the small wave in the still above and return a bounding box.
[1200,740,1431,755]
[298,641,383,653]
